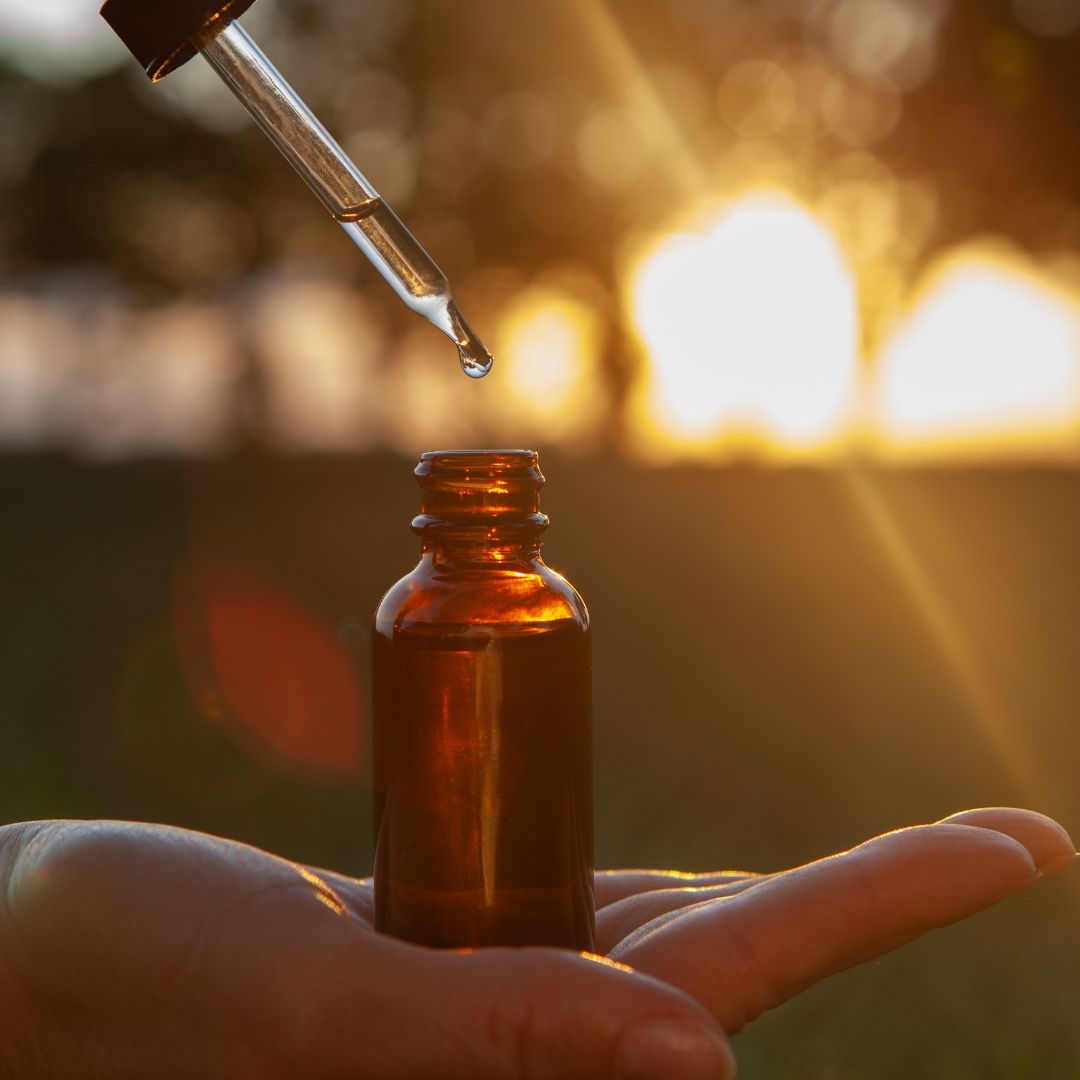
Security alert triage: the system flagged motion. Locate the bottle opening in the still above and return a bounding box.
[413,449,548,540]
[416,448,538,472]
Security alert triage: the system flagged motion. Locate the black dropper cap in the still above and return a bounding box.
[100,0,259,81]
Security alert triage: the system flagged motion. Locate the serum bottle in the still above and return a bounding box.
[372,450,594,950]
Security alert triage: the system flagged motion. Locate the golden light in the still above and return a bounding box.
[381,323,484,453]
[717,59,797,139]
[626,194,860,461]
[873,247,1080,461]
[492,284,606,445]
[575,106,655,190]
[247,279,384,452]
[822,0,948,90]
[843,469,1052,816]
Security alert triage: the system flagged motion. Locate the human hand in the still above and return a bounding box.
[0,809,1072,1079]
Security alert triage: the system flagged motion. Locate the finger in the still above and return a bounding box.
[936,807,1077,875]
[287,929,736,1080]
[599,809,1078,957]
[803,807,1078,968]
[596,869,759,908]
[597,879,763,954]
[611,822,1040,1033]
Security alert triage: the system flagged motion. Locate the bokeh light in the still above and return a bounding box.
[343,129,418,207]
[247,277,384,453]
[0,293,73,448]
[484,92,559,172]
[820,0,950,90]
[0,0,119,81]
[380,322,485,454]
[493,283,606,445]
[873,247,1080,461]
[576,106,655,191]
[0,0,1076,467]
[0,292,240,457]
[717,60,797,140]
[820,72,903,147]
[79,302,240,460]
[626,195,860,461]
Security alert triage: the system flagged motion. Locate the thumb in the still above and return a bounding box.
[297,930,735,1080]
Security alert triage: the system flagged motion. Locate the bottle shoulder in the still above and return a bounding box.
[374,556,589,637]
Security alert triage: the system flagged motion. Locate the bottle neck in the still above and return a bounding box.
[418,536,544,563]
[411,449,549,564]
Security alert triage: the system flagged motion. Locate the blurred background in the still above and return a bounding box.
[1,0,1079,1074]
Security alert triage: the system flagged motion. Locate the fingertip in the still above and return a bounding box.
[1038,852,1080,879]
[937,808,1076,873]
[614,1018,736,1080]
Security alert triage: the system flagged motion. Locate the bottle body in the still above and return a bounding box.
[372,451,594,950]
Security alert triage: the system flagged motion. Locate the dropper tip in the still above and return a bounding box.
[444,299,494,379]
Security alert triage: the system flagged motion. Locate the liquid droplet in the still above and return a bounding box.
[458,343,494,379]
[442,298,493,378]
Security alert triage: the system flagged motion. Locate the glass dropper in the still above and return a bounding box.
[100,0,493,378]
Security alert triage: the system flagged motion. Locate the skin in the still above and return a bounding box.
[0,808,1073,1080]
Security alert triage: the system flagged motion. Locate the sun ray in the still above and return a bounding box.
[562,0,709,200]
[843,468,1056,811]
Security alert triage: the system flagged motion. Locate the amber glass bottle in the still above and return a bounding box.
[372,449,594,950]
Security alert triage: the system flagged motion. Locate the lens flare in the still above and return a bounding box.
[626,194,860,461]
[173,568,364,777]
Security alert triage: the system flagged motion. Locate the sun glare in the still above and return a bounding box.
[873,248,1080,461]
[627,195,860,460]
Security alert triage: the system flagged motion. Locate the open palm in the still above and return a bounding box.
[0,808,1072,1079]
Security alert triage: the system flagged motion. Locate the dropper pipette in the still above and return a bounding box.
[100,0,493,378]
